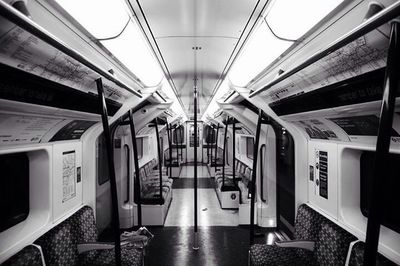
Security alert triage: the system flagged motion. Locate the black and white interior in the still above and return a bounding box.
[1,0,400,265]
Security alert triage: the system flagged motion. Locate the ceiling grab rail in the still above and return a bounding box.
[364,21,400,266]
[249,0,400,98]
[128,109,142,227]
[96,78,121,266]
[0,1,142,98]
[193,88,199,250]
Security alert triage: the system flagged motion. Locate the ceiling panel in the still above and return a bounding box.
[133,0,260,117]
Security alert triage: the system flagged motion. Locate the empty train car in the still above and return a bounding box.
[1,0,400,265]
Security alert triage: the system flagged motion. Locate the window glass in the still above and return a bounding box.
[0,153,29,233]
[247,137,254,160]
[136,137,143,160]
[360,151,400,233]
[97,133,110,185]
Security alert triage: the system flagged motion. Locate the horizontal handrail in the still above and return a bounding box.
[0,1,142,98]
[249,0,400,98]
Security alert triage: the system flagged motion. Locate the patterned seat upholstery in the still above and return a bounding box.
[2,245,44,266]
[348,241,397,266]
[35,206,142,266]
[250,204,356,266]
[250,244,315,266]
[313,221,356,265]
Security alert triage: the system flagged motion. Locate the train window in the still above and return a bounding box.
[360,152,400,234]
[173,126,184,144]
[136,137,143,160]
[97,134,110,185]
[0,153,29,233]
[246,137,254,160]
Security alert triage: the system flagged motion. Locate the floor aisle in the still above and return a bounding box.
[164,165,239,226]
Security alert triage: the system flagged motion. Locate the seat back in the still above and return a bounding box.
[2,245,44,266]
[293,204,327,241]
[348,241,397,266]
[35,206,97,266]
[314,221,357,266]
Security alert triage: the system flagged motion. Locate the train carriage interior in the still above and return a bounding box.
[1,0,400,265]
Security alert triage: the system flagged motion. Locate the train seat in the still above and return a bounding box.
[348,241,397,266]
[34,206,143,266]
[2,245,44,266]
[250,204,356,266]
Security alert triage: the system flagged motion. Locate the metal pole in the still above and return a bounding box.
[128,109,142,227]
[364,21,400,266]
[96,78,121,266]
[249,1,400,98]
[0,1,142,98]
[154,118,163,199]
[193,88,199,250]
[214,123,220,174]
[232,120,236,184]
[222,118,229,187]
[250,109,263,245]
[168,124,173,178]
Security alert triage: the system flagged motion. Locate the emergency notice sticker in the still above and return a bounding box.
[62,151,76,203]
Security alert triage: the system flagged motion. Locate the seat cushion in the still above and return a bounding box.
[294,204,327,241]
[80,245,142,266]
[3,245,43,266]
[35,206,98,265]
[349,241,397,266]
[35,221,79,265]
[314,221,357,266]
[250,244,315,266]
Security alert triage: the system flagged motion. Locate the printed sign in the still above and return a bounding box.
[62,151,76,203]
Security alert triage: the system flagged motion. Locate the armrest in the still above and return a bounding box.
[77,242,130,254]
[275,240,315,251]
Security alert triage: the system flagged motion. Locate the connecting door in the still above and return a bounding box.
[187,122,202,162]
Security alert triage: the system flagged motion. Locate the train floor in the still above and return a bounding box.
[100,165,284,265]
[143,165,282,265]
[165,165,238,226]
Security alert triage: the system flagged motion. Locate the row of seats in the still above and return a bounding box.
[250,204,397,266]
[138,158,173,205]
[4,206,143,266]
[215,158,252,203]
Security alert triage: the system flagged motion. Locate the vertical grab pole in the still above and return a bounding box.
[128,109,142,227]
[250,109,263,245]
[222,118,229,187]
[364,21,400,266]
[193,88,199,250]
[96,78,121,266]
[232,119,236,184]
[175,127,179,164]
[167,123,173,178]
[154,118,163,199]
[214,123,220,174]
